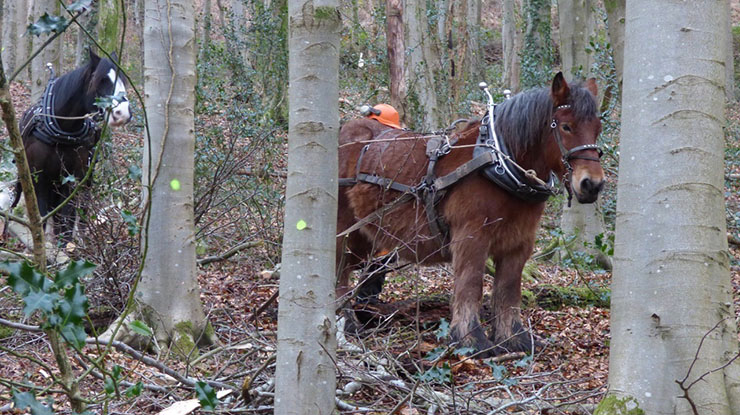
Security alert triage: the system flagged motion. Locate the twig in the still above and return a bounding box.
[197,240,264,265]
[0,317,43,332]
[84,338,234,391]
[245,288,279,326]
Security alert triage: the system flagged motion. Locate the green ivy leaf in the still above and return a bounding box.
[54,260,96,290]
[12,390,54,415]
[121,210,139,236]
[28,13,69,36]
[195,381,219,411]
[22,290,60,317]
[2,261,52,296]
[127,165,142,181]
[128,320,153,337]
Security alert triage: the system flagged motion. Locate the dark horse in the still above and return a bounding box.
[14,49,131,240]
[337,73,604,356]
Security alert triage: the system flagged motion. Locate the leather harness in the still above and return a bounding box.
[21,74,101,148]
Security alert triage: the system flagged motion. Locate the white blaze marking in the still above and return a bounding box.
[106,67,131,126]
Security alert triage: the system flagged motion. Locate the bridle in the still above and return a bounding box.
[550,104,603,206]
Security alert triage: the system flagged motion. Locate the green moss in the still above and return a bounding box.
[313,6,338,20]
[0,325,14,339]
[595,396,645,415]
[172,321,199,360]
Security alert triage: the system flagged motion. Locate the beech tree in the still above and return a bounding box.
[2,0,30,80]
[29,0,62,101]
[557,0,610,269]
[601,0,740,412]
[502,0,522,92]
[274,0,341,412]
[102,0,217,354]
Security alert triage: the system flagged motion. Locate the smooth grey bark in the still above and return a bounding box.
[556,0,610,270]
[274,0,340,413]
[725,0,734,101]
[604,0,740,413]
[29,0,61,101]
[502,0,522,92]
[100,0,216,355]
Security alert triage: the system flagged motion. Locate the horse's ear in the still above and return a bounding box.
[88,48,101,67]
[551,72,570,106]
[585,77,598,97]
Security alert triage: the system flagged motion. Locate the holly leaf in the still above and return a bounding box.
[195,381,219,411]
[28,13,69,36]
[22,290,60,317]
[58,322,87,349]
[2,261,52,296]
[12,390,54,415]
[54,260,96,290]
[66,0,93,12]
[57,284,89,324]
[434,318,450,341]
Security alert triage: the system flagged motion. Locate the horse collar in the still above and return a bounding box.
[30,76,98,147]
[474,112,557,203]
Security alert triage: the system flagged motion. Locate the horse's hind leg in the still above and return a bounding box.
[355,250,396,304]
[488,251,539,354]
[450,238,495,355]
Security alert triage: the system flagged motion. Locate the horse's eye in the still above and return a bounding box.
[561,124,572,133]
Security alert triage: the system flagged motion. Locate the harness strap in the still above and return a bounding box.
[337,192,416,238]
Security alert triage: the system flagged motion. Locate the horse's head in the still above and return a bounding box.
[548,73,605,204]
[86,49,131,127]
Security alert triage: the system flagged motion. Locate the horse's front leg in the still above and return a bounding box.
[489,252,538,354]
[449,240,495,355]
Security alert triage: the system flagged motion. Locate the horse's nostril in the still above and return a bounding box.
[581,178,604,195]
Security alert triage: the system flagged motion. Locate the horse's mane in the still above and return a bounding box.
[494,82,598,157]
[51,57,118,113]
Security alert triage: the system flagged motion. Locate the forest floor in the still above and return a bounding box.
[0,76,739,414]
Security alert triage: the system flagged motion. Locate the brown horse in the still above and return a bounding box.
[337,73,604,356]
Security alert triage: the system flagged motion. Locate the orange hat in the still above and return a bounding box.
[367,104,401,129]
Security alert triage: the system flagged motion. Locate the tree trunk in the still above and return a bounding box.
[274,0,340,413]
[403,0,444,129]
[386,0,406,121]
[29,0,62,102]
[100,0,217,356]
[444,0,481,117]
[556,0,610,270]
[502,0,522,91]
[520,0,553,89]
[725,0,734,101]
[601,0,740,413]
[604,0,624,90]
[3,0,30,81]
[557,0,595,78]
[96,0,121,55]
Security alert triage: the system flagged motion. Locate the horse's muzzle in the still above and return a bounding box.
[574,176,604,203]
[108,102,132,127]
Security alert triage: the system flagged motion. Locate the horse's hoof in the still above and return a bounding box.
[489,329,542,355]
[451,324,498,358]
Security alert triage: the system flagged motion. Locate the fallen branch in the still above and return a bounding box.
[236,167,287,179]
[197,240,264,265]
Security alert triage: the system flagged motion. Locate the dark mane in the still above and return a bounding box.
[52,57,119,115]
[494,81,598,157]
